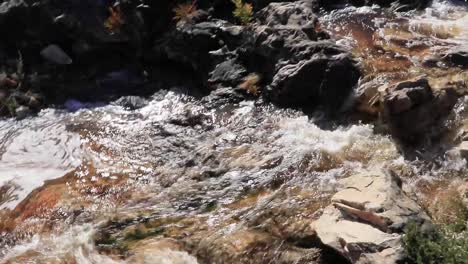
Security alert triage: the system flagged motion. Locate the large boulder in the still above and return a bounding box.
[383,77,459,144]
[251,0,360,112]
[312,171,432,263]
[155,0,361,113]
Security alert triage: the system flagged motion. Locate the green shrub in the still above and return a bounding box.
[2,97,17,117]
[232,0,253,25]
[403,222,468,264]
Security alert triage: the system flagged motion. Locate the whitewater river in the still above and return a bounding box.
[0,1,467,263]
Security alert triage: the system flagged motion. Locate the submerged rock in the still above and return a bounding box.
[200,87,246,108]
[448,141,468,161]
[114,96,148,110]
[312,171,432,263]
[443,48,468,69]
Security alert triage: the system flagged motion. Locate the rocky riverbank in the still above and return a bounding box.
[0,0,465,141]
[0,0,467,263]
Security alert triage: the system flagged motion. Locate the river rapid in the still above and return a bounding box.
[0,0,467,263]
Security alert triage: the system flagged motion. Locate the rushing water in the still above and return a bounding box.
[0,1,467,263]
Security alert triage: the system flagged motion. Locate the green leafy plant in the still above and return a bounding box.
[232,0,253,25]
[4,97,17,117]
[402,222,468,264]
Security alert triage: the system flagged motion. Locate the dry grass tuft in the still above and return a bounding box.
[173,1,197,23]
[104,5,124,33]
[239,73,261,96]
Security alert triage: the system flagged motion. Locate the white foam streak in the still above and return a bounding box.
[273,117,376,154]
[1,225,121,264]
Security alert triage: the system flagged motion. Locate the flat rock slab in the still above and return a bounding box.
[311,171,432,263]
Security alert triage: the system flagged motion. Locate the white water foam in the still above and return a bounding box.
[0,110,82,209]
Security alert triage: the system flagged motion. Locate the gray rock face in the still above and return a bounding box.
[155,0,360,113]
[312,171,432,263]
[255,0,318,27]
[253,0,360,111]
[383,78,459,144]
[208,59,248,85]
[154,19,248,89]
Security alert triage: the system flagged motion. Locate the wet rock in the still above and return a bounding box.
[169,110,209,127]
[0,88,44,118]
[40,44,72,65]
[97,69,146,95]
[354,80,384,116]
[267,51,359,111]
[153,19,247,88]
[114,96,148,110]
[200,87,246,108]
[11,91,43,110]
[422,55,441,68]
[383,77,459,144]
[153,0,359,112]
[127,238,198,264]
[423,48,468,69]
[252,1,360,112]
[63,99,105,112]
[196,229,275,262]
[384,78,432,114]
[15,105,32,119]
[255,0,318,27]
[195,229,345,263]
[208,59,248,87]
[312,171,432,263]
[450,141,468,160]
[442,48,468,69]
